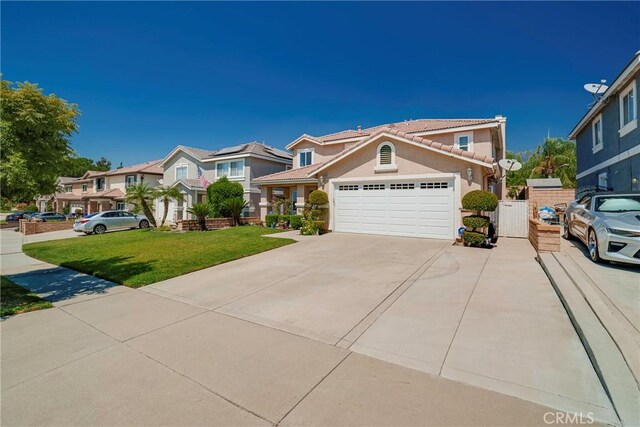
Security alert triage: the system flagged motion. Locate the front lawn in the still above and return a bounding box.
[23,226,295,288]
[1,276,53,317]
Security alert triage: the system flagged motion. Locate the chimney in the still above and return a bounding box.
[357,125,362,131]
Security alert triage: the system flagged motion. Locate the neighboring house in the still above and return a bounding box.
[569,51,640,193]
[40,161,163,214]
[156,142,292,223]
[255,117,507,240]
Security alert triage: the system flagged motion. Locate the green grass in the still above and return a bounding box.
[23,226,295,288]
[1,276,53,317]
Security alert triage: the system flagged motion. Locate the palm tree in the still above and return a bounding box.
[125,183,157,227]
[529,138,577,188]
[187,202,211,231]
[155,186,184,227]
[222,197,249,226]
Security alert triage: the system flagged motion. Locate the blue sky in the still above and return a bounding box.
[2,2,638,166]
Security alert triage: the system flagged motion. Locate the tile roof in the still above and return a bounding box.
[58,176,80,184]
[314,118,500,143]
[173,179,206,190]
[253,164,322,183]
[52,193,84,201]
[106,160,163,176]
[206,141,292,161]
[178,145,218,161]
[90,188,126,200]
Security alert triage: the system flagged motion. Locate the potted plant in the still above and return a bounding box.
[461,190,498,248]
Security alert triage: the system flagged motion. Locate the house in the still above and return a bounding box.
[156,142,292,223]
[255,117,507,240]
[40,161,163,214]
[569,51,640,193]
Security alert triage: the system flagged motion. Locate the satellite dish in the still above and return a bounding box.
[499,158,522,172]
[584,83,608,95]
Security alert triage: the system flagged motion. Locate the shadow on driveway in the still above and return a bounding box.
[566,239,640,272]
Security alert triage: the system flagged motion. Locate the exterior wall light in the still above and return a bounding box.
[466,167,473,181]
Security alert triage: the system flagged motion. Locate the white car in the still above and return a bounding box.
[563,192,640,265]
[73,210,150,235]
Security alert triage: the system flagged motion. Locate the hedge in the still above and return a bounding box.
[462,215,490,229]
[265,214,278,227]
[462,230,486,247]
[462,190,498,212]
[289,215,303,229]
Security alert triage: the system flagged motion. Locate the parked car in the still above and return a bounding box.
[73,210,150,235]
[563,192,640,265]
[5,211,36,221]
[22,211,41,220]
[32,212,67,222]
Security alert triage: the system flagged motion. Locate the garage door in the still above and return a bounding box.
[333,179,455,239]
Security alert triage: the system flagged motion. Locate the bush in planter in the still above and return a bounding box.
[265,214,278,228]
[462,215,490,229]
[289,215,303,229]
[462,231,486,247]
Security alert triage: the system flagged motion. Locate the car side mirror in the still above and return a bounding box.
[575,204,586,210]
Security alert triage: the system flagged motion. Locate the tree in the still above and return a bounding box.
[0,80,80,201]
[156,186,185,227]
[505,138,577,189]
[222,197,249,226]
[95,157,112,171]
[125,184,157,227]
[65,155,112,177]
[206,177,243,217]
[187,202,211,231]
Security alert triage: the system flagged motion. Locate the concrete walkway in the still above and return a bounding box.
[0,229,617,425]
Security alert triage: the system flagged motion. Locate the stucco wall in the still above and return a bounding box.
[163,153,213,184]
[294,140,346,167]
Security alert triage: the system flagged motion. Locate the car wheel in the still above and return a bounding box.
[93,224,107,235]
[588,229,601,263]
[562,219,573,240]
[139,220,150,229]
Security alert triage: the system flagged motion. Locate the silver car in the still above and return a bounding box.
[563,192,640,265]
[73,210,150,235]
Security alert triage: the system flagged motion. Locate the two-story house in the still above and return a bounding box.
[255,117,507,240]
[41,161,163,214]
[157,142,292,223]
[569,51,640,193]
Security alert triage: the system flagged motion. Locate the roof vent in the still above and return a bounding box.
[357,125,362,131]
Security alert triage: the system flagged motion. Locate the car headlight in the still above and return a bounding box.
[606,228,640,237]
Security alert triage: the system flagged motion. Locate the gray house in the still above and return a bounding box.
[569,51,640,193]
[156,142,292,223]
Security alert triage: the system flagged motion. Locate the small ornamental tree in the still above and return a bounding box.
[461,190,498,247]
[301,189,329,235]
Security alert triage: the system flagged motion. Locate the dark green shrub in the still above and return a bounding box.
[206,177,243,217]
[278,215,290,226]
[462,215,490,229]
[222,197,249,226]
[313,220,325,230]
[265,214,278,227]
[462,190,498,212]
[289,215,303,229]
[308,190,328,207]
[462,231,485,247]
[25,204,38,212]
[62,205,70,214]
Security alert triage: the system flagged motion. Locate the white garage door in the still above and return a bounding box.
[333,178,455,240]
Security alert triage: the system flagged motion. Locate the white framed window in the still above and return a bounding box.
[454,132,474,152]
[125,175,137,188]
[64,185,72,193]
[82,183,88,193]
[592,114,603,153]
[598,172,608,188]
[299,149,313,167]
[619,79,637,137]
[216,159,245,179]
[95,177,105,191]
[374,141,397,172]
[175,164,188,180]
[116,202,125,210]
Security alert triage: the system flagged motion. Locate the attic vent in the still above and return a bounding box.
[379,145,392,165]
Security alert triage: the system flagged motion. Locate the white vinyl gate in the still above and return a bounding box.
[497,200,529,238]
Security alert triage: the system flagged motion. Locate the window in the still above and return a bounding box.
[592,115,603,152]
[363,184,385,190]
[338,185,359,191]
[455,132,473,152]
[125,175,137,188]
[64,185,72,193]
[96,178,105,191]
[299,150,313,167]
[420,182,448,189]
[175,165,188,180]
[116,202,125,211]
[598,172,608,188]
[82,183,88,193]
[216,159,244,178]
[390,183,415,190]
[619,80,637,137]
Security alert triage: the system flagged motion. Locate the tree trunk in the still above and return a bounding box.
[141,201,157,227]
[199,217,207,231]
[161,198,169,227]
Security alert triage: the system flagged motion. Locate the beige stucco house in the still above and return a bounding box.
[255,117,507,240]
[40,161,163,214]
[156,142,292,223]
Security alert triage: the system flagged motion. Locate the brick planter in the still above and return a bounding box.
[176,217,262,231]
[528,218,561,252]
[19,219,74,235]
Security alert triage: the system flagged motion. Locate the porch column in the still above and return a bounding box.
[296,184,306,215]
[259,186,273,220]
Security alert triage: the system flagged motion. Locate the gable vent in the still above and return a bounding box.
[379,145,392,165]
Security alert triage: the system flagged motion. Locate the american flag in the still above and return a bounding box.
[197,165,210,189]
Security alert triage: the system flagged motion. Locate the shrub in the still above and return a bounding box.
[24,204,38,212]
[462,231,485,247]
[300,211,318,235]
[265,214,278,227]
[277,215,290,226]
[308,190,328,207]
[313,220,325,230]
[462,190,498,212]
[289,215,303,229]
[206,177,243,217]
[462,215,490,229]
[187,202,211,231]
[222,197,249,226]
[62,205,70,214]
